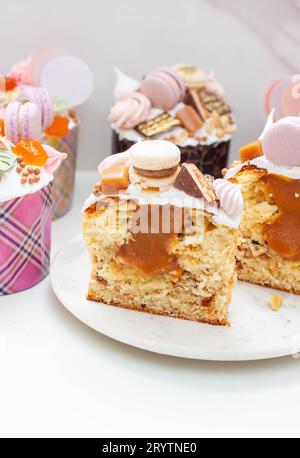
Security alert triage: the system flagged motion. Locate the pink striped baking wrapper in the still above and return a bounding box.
[43,122,79,220]
[0,184,52,296]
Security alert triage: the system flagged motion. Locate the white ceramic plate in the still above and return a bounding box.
[51,237,300,361]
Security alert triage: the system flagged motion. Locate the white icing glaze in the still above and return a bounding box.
[0,163,54,202]
[82,184,241,229]
[0,134,65,202]
[225,155,300,181]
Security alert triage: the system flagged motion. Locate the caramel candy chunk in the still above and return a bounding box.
[176,105,203,133]
[136,112,182,138]
[239,140,263,162]
[174,163,217,203]
[100,165,129,195]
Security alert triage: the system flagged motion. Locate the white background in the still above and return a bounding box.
[1,0,300,439]
[1,0,299,168]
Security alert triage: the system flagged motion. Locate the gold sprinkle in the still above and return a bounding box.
[295,193,299,198]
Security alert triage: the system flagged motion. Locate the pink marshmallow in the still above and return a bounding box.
[262,116,300,167]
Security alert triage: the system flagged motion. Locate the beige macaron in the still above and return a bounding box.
[128,140,181,191]
[129,140,180,171]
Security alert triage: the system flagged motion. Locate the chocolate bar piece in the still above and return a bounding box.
[136,112,182,138]
[174,163,217,203]
[185,88,231,120]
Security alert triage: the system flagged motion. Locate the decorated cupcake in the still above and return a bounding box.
[0,106,66,296]
[0,47,94,219]
[109,65,236,178]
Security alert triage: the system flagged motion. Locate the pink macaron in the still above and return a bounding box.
[281,80,300,118]
[19,86,54,129]
[4,101,22,144]
[262,116,300,167]
[18,102,42,141]
[140,67,186,110]
[4,101,42,143]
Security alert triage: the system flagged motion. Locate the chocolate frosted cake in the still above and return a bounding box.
[109,66,236,178]
[82,140,243,326]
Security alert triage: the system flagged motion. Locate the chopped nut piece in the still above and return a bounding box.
[268,295,282,311]
[221,168,228,176]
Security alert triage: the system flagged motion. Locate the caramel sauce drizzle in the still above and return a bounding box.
[117,205,186,276]
[263,174,300,260]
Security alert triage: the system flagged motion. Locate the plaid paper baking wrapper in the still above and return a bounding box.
[43,122,79,220]
[0,184,52,296]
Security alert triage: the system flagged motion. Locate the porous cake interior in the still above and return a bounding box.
[233,168,300,294]
[82,198,238,325]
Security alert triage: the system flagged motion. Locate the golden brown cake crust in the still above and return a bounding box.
[87,290,229,326]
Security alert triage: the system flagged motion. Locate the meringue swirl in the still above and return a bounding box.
[214,179,243,219]
[108,92,151,130]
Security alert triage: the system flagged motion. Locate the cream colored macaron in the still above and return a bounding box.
[129,140,180,171]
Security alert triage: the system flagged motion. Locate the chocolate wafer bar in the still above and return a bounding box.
[185,88,231,120]
[136,112,182,138]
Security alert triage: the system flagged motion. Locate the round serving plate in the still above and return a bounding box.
[51,237,300,361]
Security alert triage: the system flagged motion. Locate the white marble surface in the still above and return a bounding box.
[0,0,299,169]
[1,171,300,438]
[51,236,300,361]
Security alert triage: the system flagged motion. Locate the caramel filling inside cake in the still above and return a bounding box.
[262,174,300,260]
[82,199,238,325]
[118,205,179,276]
[232,167,300,295]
